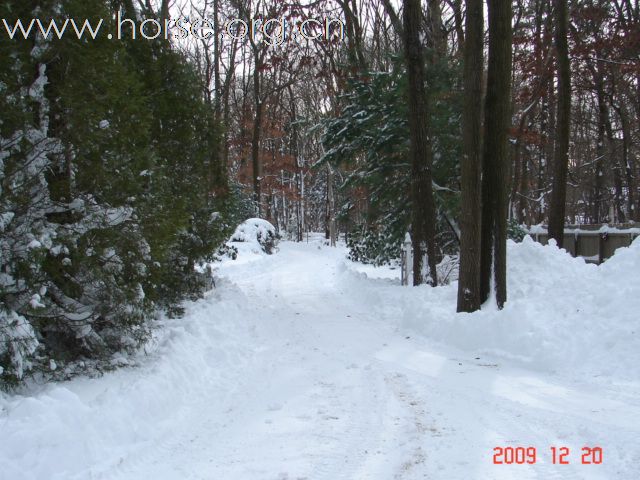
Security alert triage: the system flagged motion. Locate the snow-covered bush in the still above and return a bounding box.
[435,255,459,284]
[0,311,39,386]
[507,219,527,242]
[346,226,403,266]
[230,218,279,254]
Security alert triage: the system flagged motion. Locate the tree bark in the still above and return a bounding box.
[251,57,263,216]
[327,164,337,246]
[548,0,571,246]
[592,66,607,223]
[615,103,637,221]
[381,0,404,38]
[403,0,439,287]
[456,0,484,312]
[480,0,512,308]
[449,0,465,52]
[339,0,367,71]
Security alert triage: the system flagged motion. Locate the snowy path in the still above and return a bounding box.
[2,241,639,479]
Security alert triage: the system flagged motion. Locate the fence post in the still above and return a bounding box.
[598,232,607,264]
[401,232,412,286]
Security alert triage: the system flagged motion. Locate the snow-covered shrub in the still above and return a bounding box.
[436,255,459,284]
[346,226,402,266]
[230,218,279,254]
[507,219,527,242]
[217,243,238,260]
[0,311,39,386]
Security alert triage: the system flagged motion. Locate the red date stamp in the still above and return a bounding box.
[493,446,603,465]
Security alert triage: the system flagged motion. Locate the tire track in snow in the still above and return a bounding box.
[306,365,390,480]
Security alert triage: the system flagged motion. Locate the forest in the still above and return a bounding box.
[1,0,639,386]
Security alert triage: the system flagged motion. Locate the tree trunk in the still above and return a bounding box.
[617,104,637,221]
[326,164,337,246]
[456,0,484,312]
[251,60,263,216]
[511,115,528,222]
[213,0,222,117]
[339,0,366,71]
[288,86,303,241]
[480,0,512,308]
[403,0,439,287]
[426,0,447,58]
[548,0,571,246]
[451,0,465,52]
[592,67,607,223]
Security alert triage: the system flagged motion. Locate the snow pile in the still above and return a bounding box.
[0,282,256,480]
[342,236,640,382]
[229,218,279,254]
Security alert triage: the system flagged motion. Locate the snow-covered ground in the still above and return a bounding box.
[1,236,639,479]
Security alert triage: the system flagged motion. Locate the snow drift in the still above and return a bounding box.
[343,235,640,383]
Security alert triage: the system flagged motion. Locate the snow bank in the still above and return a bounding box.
[0,282,256,480]
[342,236,640,382]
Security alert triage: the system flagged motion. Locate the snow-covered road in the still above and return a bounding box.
[2,240,639,479]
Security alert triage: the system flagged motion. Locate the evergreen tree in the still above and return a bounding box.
[1,0,233,388]
[319,61,461,267]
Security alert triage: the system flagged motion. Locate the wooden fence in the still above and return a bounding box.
[526,224,640,264]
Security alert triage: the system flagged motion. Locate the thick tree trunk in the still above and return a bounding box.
[548,0,571,246]
[403,0,439,287]
[456,0,484,312]
[480,0,512,308]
